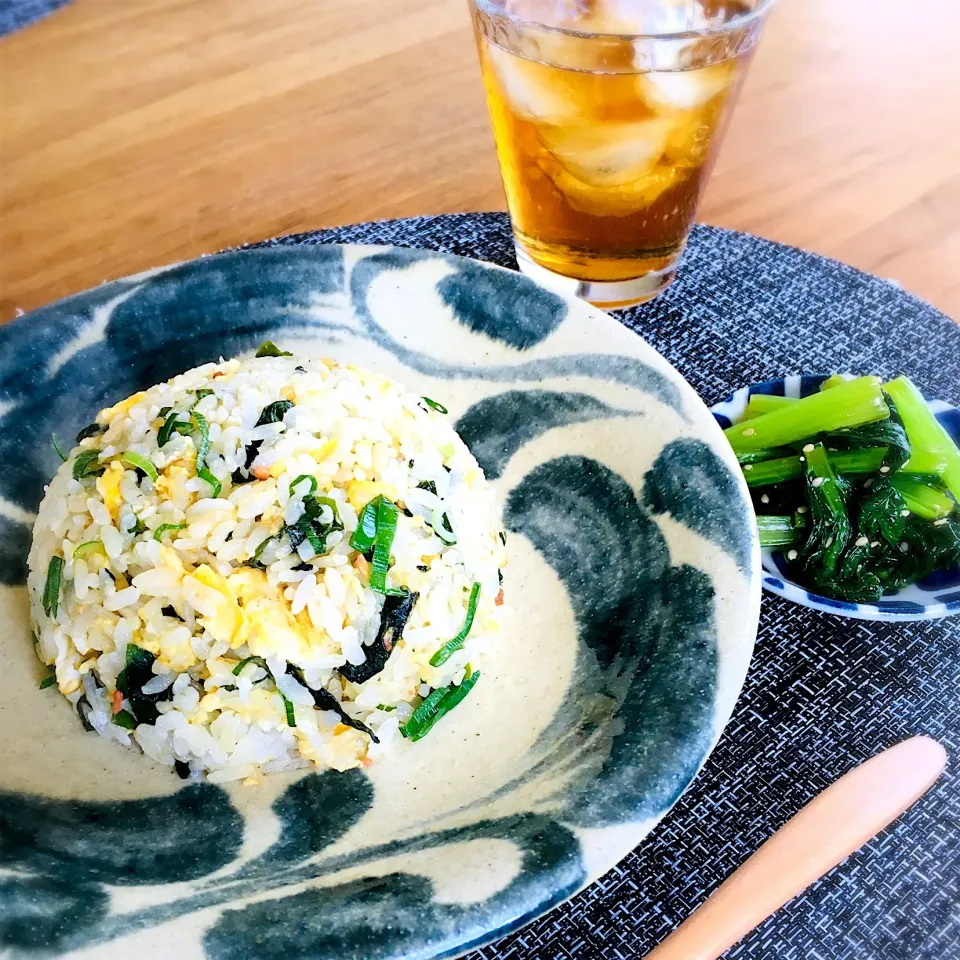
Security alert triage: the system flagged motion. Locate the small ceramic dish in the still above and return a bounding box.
[711,375,960,621]
[0,245,759,959]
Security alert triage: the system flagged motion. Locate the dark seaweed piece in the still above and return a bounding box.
[174,760,191,779]
[115,645,174,725]
[292,562,314,572]
[256,400,294,427]
[416,564,429,573]
[338,590,419,685]
[161,604,184,621]
[416,480,438,496]
[76,697,95,732]
[295,365,307,374]
[231,438,264,484]
[75,422,106,444]
[284,664,379,743]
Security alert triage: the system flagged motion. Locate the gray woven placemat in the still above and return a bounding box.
[252,213,960,960]
[0,0,71,36]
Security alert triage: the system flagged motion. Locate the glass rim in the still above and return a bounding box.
[470,0,778,41]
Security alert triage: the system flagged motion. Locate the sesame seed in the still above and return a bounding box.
[901,509,911,517]
[797,506,808,514]
[802,443,815,453]
[742,428,756,437]
[787,549,799,561]
[935,518,948,526]
[871,541,880,548]
[744,464,753,471]
[864,479,874,489]
[812,476,825,488]
[855,536,869,547]
[899,542,910,553]
[825,536,834,548]
[880,466,891,474]
[798,456,806,462]
[760,494,770,504]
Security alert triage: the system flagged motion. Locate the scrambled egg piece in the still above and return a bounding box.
[95,461,125,521]
[346,480,397,510]
[182,565,244,644]
[228,568,330,661]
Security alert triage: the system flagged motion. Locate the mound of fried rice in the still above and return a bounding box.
[28,353,506,784]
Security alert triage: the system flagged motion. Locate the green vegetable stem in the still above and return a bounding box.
[885,376,960,499]
[890,475,956,521]
[724,376,889,455]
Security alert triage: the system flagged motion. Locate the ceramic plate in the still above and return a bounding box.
[712,375,960,621]
[0,246,759,959]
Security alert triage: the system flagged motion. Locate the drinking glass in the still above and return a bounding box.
[468,0,776,307]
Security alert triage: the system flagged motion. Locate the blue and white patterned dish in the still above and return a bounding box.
[0,246,759,959]
[712,375,960,622]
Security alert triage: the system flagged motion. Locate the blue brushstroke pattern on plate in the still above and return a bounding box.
[0,246,758,958]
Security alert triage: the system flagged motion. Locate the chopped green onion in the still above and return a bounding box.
[290,474,318,496]
[499,531,507,545]
[295,516,325,555]
[421,397,448,414]
[112,710,138,730]
[72,449,103,480]
[197,466,221,498]
[280,693,296,727]
[431,505,457,545]
[190,411,211,471]
[314,496,342,529]
[39,670,56,690]
[73,539,104,559]
[430,582,481,666]
[401,671,481,742]
[350,496,382,552]
[370,497,399,593]
[250,534,278,567]
[232,655,272,679]
[153,522,187,541]
[724,376,889,454]
[377,704,396,712]
[120,451,159,481]
[192,389,214,406]
[51,434,68,462]
[42,556,64,618]
[158,411,191,448]
[256,341,293,358]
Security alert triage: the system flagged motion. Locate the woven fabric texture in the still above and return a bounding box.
[0,0,70,36]
[252,213,959,960]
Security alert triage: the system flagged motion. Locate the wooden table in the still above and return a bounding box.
[2,0,959,323]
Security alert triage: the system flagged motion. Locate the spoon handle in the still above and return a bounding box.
[646,736,947,960]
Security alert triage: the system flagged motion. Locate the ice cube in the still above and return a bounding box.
[640,63,732,111]
[485,43,583,123]
[539,118,672,186]
[550,163,687,216]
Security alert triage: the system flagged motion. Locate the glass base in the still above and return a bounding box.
[514,244,677,310]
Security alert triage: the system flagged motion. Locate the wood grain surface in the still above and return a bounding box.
[2,0,959,322]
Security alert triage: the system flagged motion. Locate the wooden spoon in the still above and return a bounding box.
[646,736,947,960]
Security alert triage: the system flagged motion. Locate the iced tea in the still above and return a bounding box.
[470,0,773,306]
